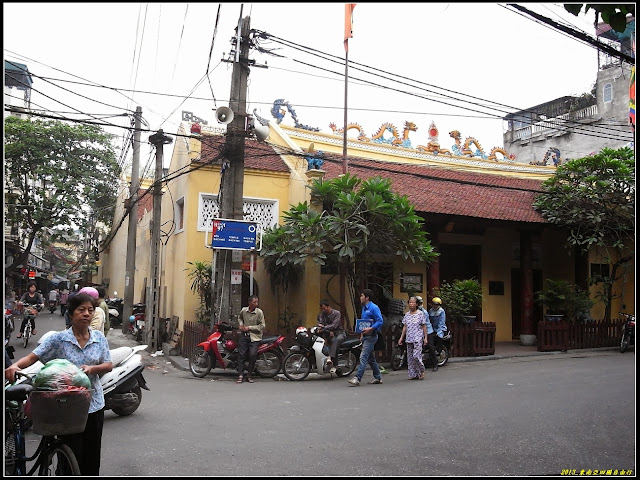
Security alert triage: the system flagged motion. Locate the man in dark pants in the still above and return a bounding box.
[236,295,265,384]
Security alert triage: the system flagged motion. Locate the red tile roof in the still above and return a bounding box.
[319,155,547,224]
[200,134,546,223]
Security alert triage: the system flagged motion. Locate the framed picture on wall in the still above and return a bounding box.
[400,273,423,293]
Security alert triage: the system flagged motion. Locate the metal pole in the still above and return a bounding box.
[123,106,142,333]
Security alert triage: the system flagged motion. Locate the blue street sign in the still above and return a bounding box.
[210,218,258,250]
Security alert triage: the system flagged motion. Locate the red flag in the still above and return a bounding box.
[344,3,356,52]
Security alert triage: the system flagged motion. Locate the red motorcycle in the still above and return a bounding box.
[189,321,286,378]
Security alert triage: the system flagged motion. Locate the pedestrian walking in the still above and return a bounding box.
[348,289,383,386]
[397,296,428,380]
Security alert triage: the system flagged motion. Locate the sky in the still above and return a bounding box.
[4,3,603,173]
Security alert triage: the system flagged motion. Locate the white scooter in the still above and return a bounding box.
[14,331,149,416]
[282,326,361,381]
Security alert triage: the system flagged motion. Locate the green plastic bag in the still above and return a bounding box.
[33,358,91,391]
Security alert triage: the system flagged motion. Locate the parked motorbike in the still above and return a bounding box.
[390,321,450,370]
[282,326,361,381]
[619,306,635,353]
[129,303,146,341]
[189,321,286,378]
[13,331,150,416]
[106,297,124,328]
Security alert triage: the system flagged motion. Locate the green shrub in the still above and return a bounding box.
[432,278,483,323]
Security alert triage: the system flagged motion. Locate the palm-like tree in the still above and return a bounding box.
[185,260,212,325]
[261,173,437,325]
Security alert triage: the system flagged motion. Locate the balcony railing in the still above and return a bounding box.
[512,105,598,141]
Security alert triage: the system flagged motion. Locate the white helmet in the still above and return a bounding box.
[295,326,308,335]
[415,296,423,305]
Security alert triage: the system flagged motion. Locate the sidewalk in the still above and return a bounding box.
[106,328,621,373]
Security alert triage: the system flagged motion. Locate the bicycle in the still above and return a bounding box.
[18,304,41,349]
[5,372,85,476]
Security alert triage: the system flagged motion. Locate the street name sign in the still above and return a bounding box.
[210,218,258,250]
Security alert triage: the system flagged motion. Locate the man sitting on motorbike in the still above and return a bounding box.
[317,300,346,372]
[16,282,44,337]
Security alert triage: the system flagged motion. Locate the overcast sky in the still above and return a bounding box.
[4,3,603,171]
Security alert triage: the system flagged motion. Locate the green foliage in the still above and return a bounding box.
[535,279,594,321]
[532,147,634,319]
[260,173,438,317]
[432,278,483,323]
[564,4,634,34]
[185,260,212,325]
[4,117,120,277]
[533,147,635,252]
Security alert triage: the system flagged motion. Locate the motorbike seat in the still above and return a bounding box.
[340,337,361,349]
[110,346,134,366]
[258,335,279,344]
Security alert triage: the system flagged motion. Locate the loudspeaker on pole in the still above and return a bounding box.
[215,106,234,124]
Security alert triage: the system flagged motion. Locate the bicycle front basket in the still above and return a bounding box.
[30,389,92,436]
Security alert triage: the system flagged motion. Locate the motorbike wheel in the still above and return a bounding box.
[336,351,357,377]
[189,346,213,377]
[111,385,142,416]
[254,351,282,378]
[391,346,405,370]
[283,352,310,381]
[620,331,629,353]
[436,346,449,367]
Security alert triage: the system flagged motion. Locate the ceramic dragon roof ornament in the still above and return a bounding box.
[270,99,320,132]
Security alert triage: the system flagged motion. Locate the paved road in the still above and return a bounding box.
[10,311,636,476]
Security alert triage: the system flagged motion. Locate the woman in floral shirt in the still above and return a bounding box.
[5,292,112,475]
[397,296,429,380]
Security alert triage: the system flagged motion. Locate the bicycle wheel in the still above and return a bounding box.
[38,443,81,476]
[22,325,30,348]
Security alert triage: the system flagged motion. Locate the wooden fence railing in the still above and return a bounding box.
[538,318,624,352]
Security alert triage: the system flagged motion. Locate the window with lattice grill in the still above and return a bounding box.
[197,194,278,233]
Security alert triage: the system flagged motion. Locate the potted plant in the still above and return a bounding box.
[535,279,593,322]
[432,278,483,325]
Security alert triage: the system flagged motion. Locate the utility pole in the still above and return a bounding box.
[147,129,172,352]
[213,15,251,326]
[123,106,142,333]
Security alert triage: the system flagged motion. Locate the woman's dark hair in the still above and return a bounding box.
[319,299,331,307]
[68,292,98,315]
[96,286,107,299]
[27,281,37,289]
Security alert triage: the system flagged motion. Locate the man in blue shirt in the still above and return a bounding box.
[349,289,383,386]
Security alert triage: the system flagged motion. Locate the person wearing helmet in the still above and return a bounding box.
[428,297,447,371]
[78,287,106,335]
[416,296,438,371]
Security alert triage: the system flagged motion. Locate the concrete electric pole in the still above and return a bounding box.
[147,129,172,352]
[213,15,251,326]
[123,106,142,333]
